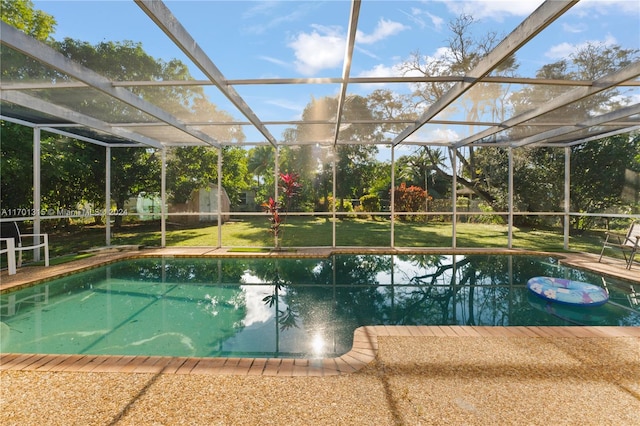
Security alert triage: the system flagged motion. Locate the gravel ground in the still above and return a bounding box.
[2,336,639,426]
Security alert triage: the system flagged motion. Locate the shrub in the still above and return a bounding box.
[359,194,381,212]
[393,183,427,221]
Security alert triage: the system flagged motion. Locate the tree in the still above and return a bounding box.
[310,96,381,210]
[1,1,245,226]
[570,134,640,230]
[0,0,56,41]
[165,145,250,209]
[1,0,56,215]
[220,146,251,207]
[510,43,639,140]
[247,146,275,186]
[396,146,449,201]
[0,121,35,211]
[41,137,107,226]
[507,42,640,228]
[110,148,160,227]
[0,0,57,81]
[367,89,418,137]
[165,147,217,204]
[393,13,640,231]
[395,14,516,211]
[278,95,382,212]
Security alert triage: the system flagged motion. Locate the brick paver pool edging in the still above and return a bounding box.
[2,325,639,376]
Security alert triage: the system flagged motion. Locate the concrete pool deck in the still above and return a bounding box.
[1,248,639,424]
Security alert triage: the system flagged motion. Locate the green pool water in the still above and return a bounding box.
[1,254,638,358]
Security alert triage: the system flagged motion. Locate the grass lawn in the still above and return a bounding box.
[12,216,613,265]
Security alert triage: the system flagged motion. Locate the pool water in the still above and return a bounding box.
[1,254,638,358]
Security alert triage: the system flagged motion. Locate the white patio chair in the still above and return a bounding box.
[598,221,639,270]
[0,221,49,270]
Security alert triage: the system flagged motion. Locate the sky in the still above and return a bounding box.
[29,0,640,145]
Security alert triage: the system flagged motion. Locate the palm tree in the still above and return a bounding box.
[247,146,275,198]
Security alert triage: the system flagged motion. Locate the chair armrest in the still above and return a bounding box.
[15,233,49,249]
[603,231,626,244]
[13,233,49,267]
[604,231,627,238]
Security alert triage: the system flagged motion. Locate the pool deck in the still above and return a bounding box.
[1,248,639,425]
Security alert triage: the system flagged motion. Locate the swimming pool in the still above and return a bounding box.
[1,254,638,358]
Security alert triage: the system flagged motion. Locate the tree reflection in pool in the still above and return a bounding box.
[1,254,638,358]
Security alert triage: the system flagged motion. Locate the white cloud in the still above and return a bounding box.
[440,0,542,21]
[402,7,445,31]
[240,284,273,327]
[400,8,427,29]
[407,127,460,143]
[354,45,452,92]
[356,18,409,44]
[242,2,322,35]
[353,62,420,93]
[288,13,410,76]
[355,46,381,60]
[259,55,290,68]
[287,16,408,76]
[545,42,576,60]
[264,98,303,112]
[574,0,640,16]
[610,92,640,109]
[562,23,588,34]
[288,24,345,76]
[432,46,455,62]
[545,34,618,59]
[355,64,395,90]
[425,11,445,30]
[358,63,404,78]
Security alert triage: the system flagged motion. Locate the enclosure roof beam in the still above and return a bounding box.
[511,102,640,147]
[135,0,278,148]
[9,75,638,89]
[39,128,121,147]
[1,114,118,147]
[455,60,640,148]
[332,0,361,146]
[391,0,579,147]
[0,21,219,148]
[562,126,640,147]
[1,90,163,149]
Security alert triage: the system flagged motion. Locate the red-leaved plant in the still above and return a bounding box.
[262,172,300,248]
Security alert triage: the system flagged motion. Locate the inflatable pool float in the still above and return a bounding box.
[526,276,609,307]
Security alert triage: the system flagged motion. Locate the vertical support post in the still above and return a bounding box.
[161,147,167,247]
[105,146,111,246]
[450,147,457,249]
[217,146,223,248]
[33,127,41,261]
[274,146,280,248]
[564,146,571,250]
[424,150,429,215]
[390,145,395,248]
[508,147,514,249]
[332,146,337,248]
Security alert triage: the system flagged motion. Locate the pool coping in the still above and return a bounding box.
[2,325,639,376]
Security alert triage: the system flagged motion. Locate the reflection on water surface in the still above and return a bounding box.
[1,255,638,358]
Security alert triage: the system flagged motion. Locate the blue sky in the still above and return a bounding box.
[31,0,640,144]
